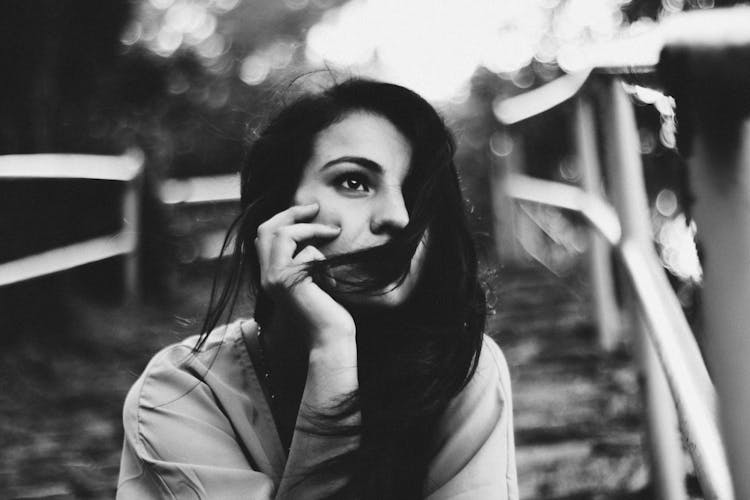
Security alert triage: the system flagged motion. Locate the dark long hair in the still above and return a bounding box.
[196,78,486,499]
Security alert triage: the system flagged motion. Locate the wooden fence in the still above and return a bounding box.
[495,6,750,499]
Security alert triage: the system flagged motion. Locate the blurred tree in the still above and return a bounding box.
[0,0,132,154]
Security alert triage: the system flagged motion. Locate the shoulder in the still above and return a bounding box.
[121,319,257,458]
[475,335,512,398]
[124,319,247,411]
[424,335,517,498]
[453,335,512,412]
[431,335,513,443]
[118,320,279,497]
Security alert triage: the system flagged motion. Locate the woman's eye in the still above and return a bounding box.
[338,175,370,192]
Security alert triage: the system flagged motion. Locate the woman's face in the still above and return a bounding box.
[293,111,427,307]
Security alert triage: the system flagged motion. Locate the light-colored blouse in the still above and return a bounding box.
[117,319,518,499]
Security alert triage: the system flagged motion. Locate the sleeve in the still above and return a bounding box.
[116,346,276,500]
[423,337,519,500]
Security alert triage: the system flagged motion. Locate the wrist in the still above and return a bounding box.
[308,335,357,367]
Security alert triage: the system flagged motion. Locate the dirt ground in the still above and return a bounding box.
[0,262,671,499]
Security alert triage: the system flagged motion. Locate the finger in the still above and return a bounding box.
[255,205,321,265]
[292,245,326,265]
[268,224,339,268]
[257,203,319,238]
[277,223,341,243]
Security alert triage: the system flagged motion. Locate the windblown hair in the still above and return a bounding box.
[196,78,486,499]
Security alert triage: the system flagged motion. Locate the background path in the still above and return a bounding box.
[1,264,666,499]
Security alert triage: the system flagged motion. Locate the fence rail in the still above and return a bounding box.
[159,174,240,205]
[0,150,144,295]
[0,153,142,181]
[494,7,750,498]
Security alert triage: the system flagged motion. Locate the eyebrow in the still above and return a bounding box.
[320,156,383,174]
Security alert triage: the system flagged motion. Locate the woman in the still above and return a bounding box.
[117,78,518,499]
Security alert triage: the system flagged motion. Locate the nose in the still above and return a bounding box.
[370,190,409,235]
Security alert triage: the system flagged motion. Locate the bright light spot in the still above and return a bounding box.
[655,189,678,217]
[623,84,678,151]
[213,0,241,12]
[240,54,271,85]
[540,0,562,8]
[267,39,298,69]
[154,28,183,56]
[662,0,685,14]
[657,213,702,282]
[305,0,554,101]
[482,31,536,74]
[557,43,590,72]
[660,124,677,149]
[628,85,661,104]
[489,131,514,157]
[305,2,376,67]
[555,0,624,42]
[535,35,559,64]
[141,19,160,42]
[196,33,226,59]
[165,3,206,34]
[185,13,217,45]
[448,84,471,105]
[511,68,535,89]
[149,0,176,10]
[121,22,143,46]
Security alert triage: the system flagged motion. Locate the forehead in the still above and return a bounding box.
[307,112,412,180]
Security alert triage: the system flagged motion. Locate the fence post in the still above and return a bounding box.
[573,95,621,351]
[490,130,524,264]
[600,77,685,500]
[661,38,750,499]
[122,150,143,302]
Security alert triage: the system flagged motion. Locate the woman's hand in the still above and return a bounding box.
[255,203,355,349]
[258,204,361,500]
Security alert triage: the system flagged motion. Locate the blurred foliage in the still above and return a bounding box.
[0,0,711,305]
[0,0,131,154]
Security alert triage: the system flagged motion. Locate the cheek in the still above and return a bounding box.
[292,185,316,208]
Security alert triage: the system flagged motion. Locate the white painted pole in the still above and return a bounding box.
[574,96,621,351]
[601,78,686,500]
[122,150,143,302]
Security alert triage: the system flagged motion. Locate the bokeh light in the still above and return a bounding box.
[655,188,678,217]
[657,214,702,283]
[121,0,673,101]
[300,0,648,101]
[122,0,236,65]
